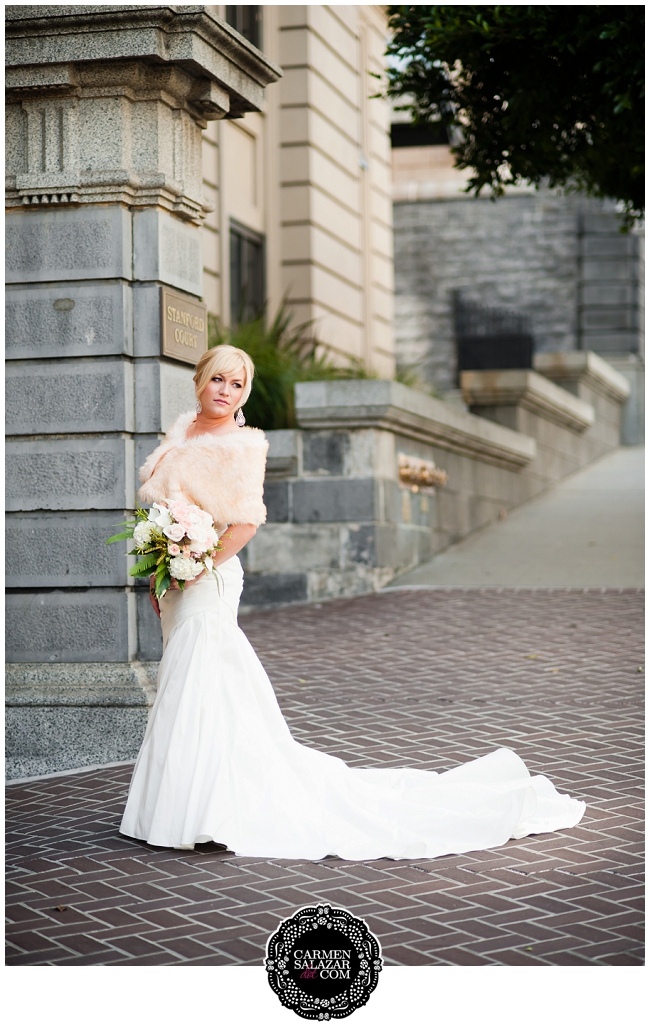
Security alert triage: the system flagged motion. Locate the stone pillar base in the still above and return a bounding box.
[5,661,158,781]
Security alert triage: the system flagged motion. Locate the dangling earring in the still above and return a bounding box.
[195,397,202,414]
[235,407,246,427]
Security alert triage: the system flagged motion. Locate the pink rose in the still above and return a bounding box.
[170,500,191,519]
[182,545,191,558]
[168,503,198,533]
[167,543,180,556]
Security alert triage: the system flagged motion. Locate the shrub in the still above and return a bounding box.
[208,305,373,430]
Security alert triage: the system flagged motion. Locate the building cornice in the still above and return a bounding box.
[5,6,282,115]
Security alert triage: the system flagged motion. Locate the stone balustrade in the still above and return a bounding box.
[235,354,628,614]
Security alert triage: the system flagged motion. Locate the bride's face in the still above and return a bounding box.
[199,367,246,420]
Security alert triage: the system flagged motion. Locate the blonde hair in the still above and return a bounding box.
[193,345,255,405]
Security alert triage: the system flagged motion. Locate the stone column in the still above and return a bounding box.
[5,5,280,777]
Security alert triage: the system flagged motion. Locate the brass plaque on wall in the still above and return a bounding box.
[161,287,208,365]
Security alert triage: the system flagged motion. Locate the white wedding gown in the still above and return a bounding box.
[120,555,586,860]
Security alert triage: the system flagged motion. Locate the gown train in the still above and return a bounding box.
[120,556,586,860]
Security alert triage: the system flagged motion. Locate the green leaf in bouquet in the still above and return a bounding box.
[155,566,171,598]
[105,528,135,544]
[129,553,159,577]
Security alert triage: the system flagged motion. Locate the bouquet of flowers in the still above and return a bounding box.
[106,500,224,599]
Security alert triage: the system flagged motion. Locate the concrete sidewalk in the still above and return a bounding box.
[391,446,644,589]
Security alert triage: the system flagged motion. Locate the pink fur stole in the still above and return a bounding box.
[139,411,268,529]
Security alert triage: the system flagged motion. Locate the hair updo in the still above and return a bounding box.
[193,345,255,405]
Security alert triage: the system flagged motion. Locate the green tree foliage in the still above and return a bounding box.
[385,6,644,223]
[208,305,373,430]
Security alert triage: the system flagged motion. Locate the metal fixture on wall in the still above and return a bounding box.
[453,292,534,383]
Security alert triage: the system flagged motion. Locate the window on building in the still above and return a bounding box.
[225,6,261,48]
[230,221,265,324]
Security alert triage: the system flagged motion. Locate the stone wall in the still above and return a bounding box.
[244,358,627,607]
[393,191,644,404]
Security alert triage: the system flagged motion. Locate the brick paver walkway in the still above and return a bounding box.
[6,588,644,966]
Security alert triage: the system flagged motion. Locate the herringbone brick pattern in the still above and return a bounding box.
[6,588,643,966]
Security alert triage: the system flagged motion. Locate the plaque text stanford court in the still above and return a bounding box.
[161,287,208,365]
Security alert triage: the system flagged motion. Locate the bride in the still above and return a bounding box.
[120,344,586,860]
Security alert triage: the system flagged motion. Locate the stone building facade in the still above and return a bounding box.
[392,142,644,444]
[204,5,395,377]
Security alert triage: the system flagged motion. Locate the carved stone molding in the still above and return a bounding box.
[5,6,281,222]
[5,5,281,112]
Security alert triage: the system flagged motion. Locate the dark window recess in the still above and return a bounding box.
[230,223,265,324]
[454,294,534,383]
[390,122,449,148]
[226,6,261,48]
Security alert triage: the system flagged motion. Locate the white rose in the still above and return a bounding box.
[133,521,156,548]
[148,503,173,528]
[186,513,213,541]
[185,536,212,553]
[187,526,209,543]
[162,522,186,542]
[169,556,204,581]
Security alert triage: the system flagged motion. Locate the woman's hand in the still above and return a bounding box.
[149,574,161,618]
[180,570,206,589]
[149,569,206,615]
[148,531,253,617]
